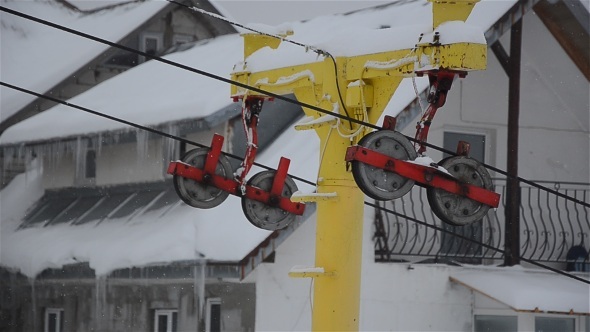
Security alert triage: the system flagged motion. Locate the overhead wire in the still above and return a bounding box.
[1,7,589,283]
[4,78,589,286]
[0,81,317,187]
[1,5,586,208]
[5,81,589,285]
[165,0,354,130]
[365,201,590,284]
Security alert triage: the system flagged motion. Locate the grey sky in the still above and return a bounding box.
[213,1,391,25]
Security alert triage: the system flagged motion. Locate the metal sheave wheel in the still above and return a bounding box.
[427,156,493,226]
[352,130,417,200]
[173,148,232,209]
[242,170,298,231]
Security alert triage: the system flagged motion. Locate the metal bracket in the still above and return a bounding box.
[167,134,305,215]
[345,145,500,208]
[288,266,336,278]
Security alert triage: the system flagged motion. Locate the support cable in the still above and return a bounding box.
[166,0,354,129]
[365,201,590,284]
[0,82,317,187]
[1,5,588,209]
[4,81,588,285]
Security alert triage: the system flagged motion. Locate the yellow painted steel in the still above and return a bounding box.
[429,0,479,29]
[230,1,485,330]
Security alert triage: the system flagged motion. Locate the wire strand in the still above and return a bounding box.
[0,81,317,187]
[4,81,588,285]
[166,0,354,129]
[2,7,589,283]
[1,5,586,208]
[365,201,590,284]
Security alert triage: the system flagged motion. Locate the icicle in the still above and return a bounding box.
[75,138,88,181]
[162,123,178,163]
[136,129,149,165]
[2,146,12,184]
[97,133,103,156]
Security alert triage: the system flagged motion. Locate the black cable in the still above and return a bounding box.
[366,201,590,284]
[3,5,588,285]
[0,6,373,132]
[0,82,316,187]
[4,83,588,285]
[2,5,586,209]
[167,0,354,129]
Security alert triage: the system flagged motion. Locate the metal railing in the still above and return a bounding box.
[374,180,590,268]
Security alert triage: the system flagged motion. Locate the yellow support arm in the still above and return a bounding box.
[230,1,485,330]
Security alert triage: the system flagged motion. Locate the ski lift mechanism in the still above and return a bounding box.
[168,70,500,229]
[347,70,500,226]
[167,96,304,231]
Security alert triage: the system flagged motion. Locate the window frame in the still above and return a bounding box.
[534,315,578,332]
[205,298,221,332]
[75,138,97,186]
[139,32,163,63]
[172,34,193,46]
[153,308,178,332]
[440,129,490,263]
[473,314,518,332]
[472,310,584,332]
[44,308,64,332]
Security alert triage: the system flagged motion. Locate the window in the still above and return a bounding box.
[85,149,96,179]
[154,309,177,332]
[140,32,163,63]
[474,315,517,332]
[172,34,193,46]
[443,132,486,162]
[75,139,96,185]
[535,317,575,332]
[441,131,487,263]
[206,298,221,332]
[44,308,64,332]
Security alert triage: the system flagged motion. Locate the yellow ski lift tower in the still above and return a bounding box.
[230,0,487,330]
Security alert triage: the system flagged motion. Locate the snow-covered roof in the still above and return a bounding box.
[0,124,320,278]
[0,0,517,145]
[0,0,169,123]
[0,0,521,278]
[450,266,590,315]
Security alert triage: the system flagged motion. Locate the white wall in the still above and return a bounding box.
[253,207,475,331]
[253,11,590,332]
[39,122,230,189]
[96,139,165,186]
[42,151,76,189]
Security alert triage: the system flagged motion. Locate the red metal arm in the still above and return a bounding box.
[345,145,500,208]
[167,134,305,215]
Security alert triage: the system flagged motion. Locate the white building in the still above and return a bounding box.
[1,0,588,331]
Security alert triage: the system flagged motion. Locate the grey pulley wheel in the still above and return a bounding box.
[173,148,232,209]
[242,170,298,230]
[352,130,417,200]
[427,156,493,226]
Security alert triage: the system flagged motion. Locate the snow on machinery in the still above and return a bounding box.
[168,0,499,230]
[168,0,498,329]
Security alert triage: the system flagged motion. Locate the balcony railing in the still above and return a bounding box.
[374,180,589,268]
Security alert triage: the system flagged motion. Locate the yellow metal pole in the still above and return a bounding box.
[312,147,365,330]
[231,2,486,330]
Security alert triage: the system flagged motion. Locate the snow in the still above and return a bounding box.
[0,0,168,122]
[420,20,487,45]
[1,0,514,145]
[67,0,133,12]
[289,265,325,274]
[450,266,590,314]
[1,34,243,145]
[408,155,452,175]
[0,124,320,278]
[1,0,519,277]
